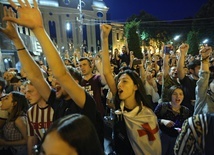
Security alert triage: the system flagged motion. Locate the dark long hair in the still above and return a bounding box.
[41,114,104,155]
[8,91,29,122]
[168,85,184,101]
[114,70,153,112]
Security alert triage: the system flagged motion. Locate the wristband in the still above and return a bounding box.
[17,47,26,51]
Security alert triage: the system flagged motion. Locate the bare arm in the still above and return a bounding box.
[94,54,106,85]
[139,60,146,84]
[162,44,174,77]
[4,0,86,108]
[177,43,189,80]
[27,136,37,155]
[163,54,170,77]
[200,47,212,71]
[100,24,117,95]
[0,7,51,101]
[129,51,134,68]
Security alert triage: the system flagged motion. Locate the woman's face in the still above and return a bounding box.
[117,73,137,101]
[41,130,78,155]
[171,88,184,105]
[1,93,14,111]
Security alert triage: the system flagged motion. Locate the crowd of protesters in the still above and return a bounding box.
[0,0,213,155]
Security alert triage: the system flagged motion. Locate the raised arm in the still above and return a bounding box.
[177,43,189,80]
[163,45,173,77]
[100,24,117,95]
[194,46,212,115]
[0,7,51,101]
[4,0,86,108]
[94,52,106,85]
[200,47,211,72]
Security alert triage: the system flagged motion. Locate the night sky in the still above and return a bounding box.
[105,0,209,22]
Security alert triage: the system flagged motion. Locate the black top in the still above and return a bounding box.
[154,102,190,137]
[180,75,197,115]
[47,89,104,146]
[114,114,135,155]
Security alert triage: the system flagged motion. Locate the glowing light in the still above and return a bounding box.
[202,39,208,44]
[174,35,180,41]
[66,22,70,31]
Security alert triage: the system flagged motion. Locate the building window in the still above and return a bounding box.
[117,33,119,41]
[97,12,103,18]
[66,22,73,40]
[63,0,71,5]
[49,21,57,42]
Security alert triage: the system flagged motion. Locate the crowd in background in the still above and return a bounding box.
[0,0,214,155]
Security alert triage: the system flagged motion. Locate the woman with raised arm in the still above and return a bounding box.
[101,24,161,155]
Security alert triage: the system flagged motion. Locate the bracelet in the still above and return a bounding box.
[17,47,26,51]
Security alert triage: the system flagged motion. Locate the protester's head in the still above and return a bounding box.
[51,78,70,100]
[51,66,82,100]
[169,66,178,79]
[10,75,22,87]
[66,66,82,84]
[64,58,72,66]
[3,70,16,81]
[0,78,5,94]
[115,70,153,111]
[122,45,127,54]
[168,85,184,105]
[40,114,104,155]
[156,71,163,82]
[149,68,157,78]
[114,48,119,55]
[187,59,201,78]
[79,57,93,76]
[19,81,26,95]
[24,81,43,105]
[1,91,28,121]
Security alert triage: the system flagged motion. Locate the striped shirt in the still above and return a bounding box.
[27,104,54,141]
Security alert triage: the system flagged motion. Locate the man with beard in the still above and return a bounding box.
[161,45,180,102]
[177,43,200,115]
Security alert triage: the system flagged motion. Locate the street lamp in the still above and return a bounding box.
[174,35,180,41]
[202,39,208,44]
[173,35,181,52]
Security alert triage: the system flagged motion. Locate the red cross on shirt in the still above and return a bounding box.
[137,123,159,141]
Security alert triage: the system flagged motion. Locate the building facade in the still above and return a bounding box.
[0,0,125,72]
